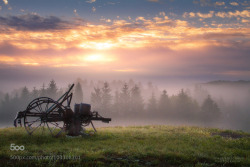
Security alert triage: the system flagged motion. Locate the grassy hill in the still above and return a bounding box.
[0,126,249,166]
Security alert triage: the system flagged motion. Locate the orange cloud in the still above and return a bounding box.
[148,0,159,2]
[230,2,239,6]
[197,11,214,18]
[3,0,8,5]
[216,10,250,18]
[183,11,214,18]
[0,13,249,69]
[86,0,96,3]
[215,1,225,6]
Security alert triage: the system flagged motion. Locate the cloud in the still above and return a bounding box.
[214,1,225,6]
[197,11,214,18]
[3,0,8,5]
[189,12,196,17]
[148,0,159,2]
[0,12,249,82]
[202,32,247,39]
[242,19,249,23]
[193,0,226,7]
[74,9,79,17]
[215,10,250,18]
[86,0,96,3]
[92,7,96,12]
[193,0,213,7]
[183,11,214,18]
[159,12,165,16]
[0,13,249,62]
[0,13,69,31]
[230,2,239,6]
[241,1,250,6]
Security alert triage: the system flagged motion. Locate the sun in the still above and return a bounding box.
[84,54,102,62]
[83,54,114,62]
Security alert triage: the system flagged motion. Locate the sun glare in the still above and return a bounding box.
[84,55,102,62]
[83,54,114,62]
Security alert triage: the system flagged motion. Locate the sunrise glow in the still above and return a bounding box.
[83,54,114,63]
[0,0,249,81]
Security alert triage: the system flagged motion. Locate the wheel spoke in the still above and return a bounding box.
[31,107,40,113]
[46,122,53,134]
[48,122,57,131]
[42,122,45,135]
[50,122,61,128]
[45,102,49,112]
[30,122,42,134]
[36,102,43,113]
[27,118,41,127]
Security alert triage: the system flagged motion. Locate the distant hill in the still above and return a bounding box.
[203,80,250,87]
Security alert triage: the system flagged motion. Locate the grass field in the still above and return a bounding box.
[0,126,249,166]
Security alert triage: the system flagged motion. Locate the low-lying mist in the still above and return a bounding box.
[0,79,249,132]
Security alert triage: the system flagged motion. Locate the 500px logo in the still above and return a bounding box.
[10,143,25,151]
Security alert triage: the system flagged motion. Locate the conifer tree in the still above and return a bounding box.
[147,92,157,115]
[74,82,83,103]
[101,82,112,113]
[158,90,170,114]
[91,87,102,111]
[47,80,57,99]
[119,83,131,114]
[201,95,220,122]
[130,84,144,114]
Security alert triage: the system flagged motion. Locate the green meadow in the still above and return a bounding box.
[0,126,249,166]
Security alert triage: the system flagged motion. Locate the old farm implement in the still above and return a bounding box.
[14,84,111,137]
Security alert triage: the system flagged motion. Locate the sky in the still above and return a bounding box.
[0,0,249,91]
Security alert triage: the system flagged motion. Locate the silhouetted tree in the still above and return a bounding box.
[21,86,29,99]
[91,87,102,111]
[147,92,157,116]
[20,86,30,109]
[74,82,83,103]
[130,84,144,115]
[101,82,112,114]
[40,83,47,97]
[119,83,131,114]
[57,88,64,100]
[158,90,170,115]
[31,87,39,99]
[201,95,220,123]
[173,89,199,121]
[1,93,12,122]
[3,93,10,105]
[193,85,209,105]
[112,90,120,115]
[47,79,57,99]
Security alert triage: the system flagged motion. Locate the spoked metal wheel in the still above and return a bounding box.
[24,97,66,137]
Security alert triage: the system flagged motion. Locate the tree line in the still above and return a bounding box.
[0,79,222,127]
[90,82,220,125]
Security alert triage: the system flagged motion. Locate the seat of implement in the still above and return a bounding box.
[74,103,91,116]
